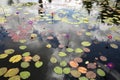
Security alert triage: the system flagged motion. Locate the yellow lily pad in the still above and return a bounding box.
[75,48,83,53]
[8,75,20,80]
[19,46,27,50]
[19,39,27,43]
[4,68,19,77]
[110,43,118,49]
[0,67,7,76]
[4,49,15,54]
[0,54,8,59]
[9,55,22,63]
[81,41,91,47]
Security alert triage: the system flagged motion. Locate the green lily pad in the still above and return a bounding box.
[70,70,81,78]
[63,67,70,74]
[22,52,30,57]
[79,76,88,80]
[58,52,67,57]
[85,32,92,36]
[50,56,57,63]
[19,39,27,43]
[66,48,74,52]
[54,66,63,75]
[20,71,30,79]
[81,41,91,47]
[19,46,27,50]
[4,68,19,77]
[32,55,40,62]
[97,69,106,77]
[60,61,67,67]
[4,49,15,54]
[75,48,83,53]
[21,62,30,68]
[0,54,8,59]
[8,75,20,80]
[35,61,43,68]
[0,67,7,76]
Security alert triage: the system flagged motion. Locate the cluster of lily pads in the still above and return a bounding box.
[0,39,43,80]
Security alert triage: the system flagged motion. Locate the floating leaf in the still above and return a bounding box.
[4,68,19,77]
[78,67,87,74]
[60,61,67,67]
[23,56,32,62]
[66,48,74,52]
[63,67,70,74]
[54,66,62,75]
[97,69,106,77]
[86,71,96,79]
[75,48,83,53]
[58,52,67,57]
[74,57,83,63]
[100,56,107,61]
[32,55,40,62]
[4,49,15,54]
[79,76,88,80]
[0,54,8,59]
[0,67,7,76]
[46,44,51,48]
[110,43,118,49]
[19,46,27,50]
[87,63,96,69]
[20,71,30,79]
[22,52,30,57]
[35,61,43,68]
[19,39,26,43]
[69,61,79,68]
[70,70,81,78]
[81,41,91,47]
[85,32,92,36]
[9,55,22,63]
[8,75,20,80]
[21,62,30,68]
[50,56,57,63]
[83,48,90,53]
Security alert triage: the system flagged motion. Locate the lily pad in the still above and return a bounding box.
[79,76,88,80]
[35,61,43,68]
[69,61,79,68]
[4,68,19,77]
[0,67,7,76]
[75,48,83,53]
[20,71,30,79]
[9,55,22,63]
[0,54,8,59]
[8,75,20,80]
[22,52,30,57]
[97,69,106,77]
[70,70,81,78]
[32,55,40,62]
[58,52,67,57]
[19,39,26,43]
[21,62,30,68]
[81,41,91,47]
[50,56,57,63]
[19,46,27,50]
[66,48,74,52]
[4,49,15,54]
[63,67,70,74]
[78,67,87,74]
[85,32,92,36]
[53,66,63,75]
[110,43,118,49]
[60,61,67,67]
